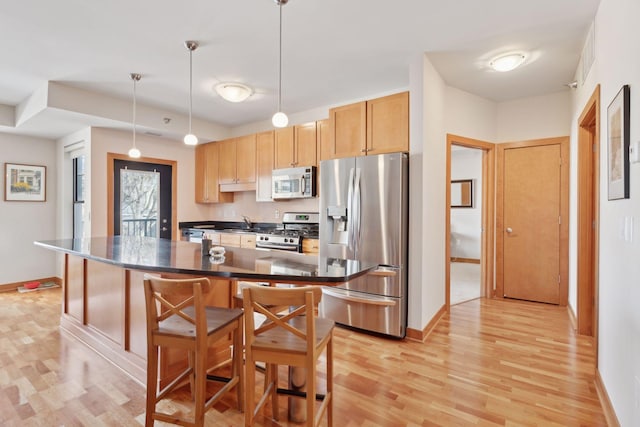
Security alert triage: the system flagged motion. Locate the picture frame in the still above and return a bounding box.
[4,163,47,202]
[607,85,630,200]
[451,179,474,208]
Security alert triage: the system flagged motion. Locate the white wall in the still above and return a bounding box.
[496,91,572,142]
[88,127,210,237]
[577,0,640,425]
[0,133,57,284]
[417,54,448,328]
[450,148,483,259]
[445,86,497,142]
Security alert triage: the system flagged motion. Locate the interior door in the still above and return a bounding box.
[502,144,561,304]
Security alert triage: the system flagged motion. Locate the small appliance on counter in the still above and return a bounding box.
[255,212,319,252]
[271,166,316,200]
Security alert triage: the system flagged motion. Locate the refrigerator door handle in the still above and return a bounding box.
[347,167,355,252]
[353,167,362,257]
[322,288,397,306]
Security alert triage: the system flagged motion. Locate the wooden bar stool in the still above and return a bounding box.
[242,285,334,427]
[143,275,244,427]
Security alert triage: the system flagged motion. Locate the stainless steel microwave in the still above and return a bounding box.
[272,166,317,200]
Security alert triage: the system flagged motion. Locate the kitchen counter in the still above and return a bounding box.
[33,236,376,386]
[34,236,372,283]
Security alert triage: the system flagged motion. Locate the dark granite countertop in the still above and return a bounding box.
[34,236,376,284]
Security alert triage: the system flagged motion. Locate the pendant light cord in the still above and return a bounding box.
[132,77,137,149]
[277,2,283,112]
[188,48,193,134]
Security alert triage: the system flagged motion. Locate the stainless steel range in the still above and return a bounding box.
[255,212,319,252]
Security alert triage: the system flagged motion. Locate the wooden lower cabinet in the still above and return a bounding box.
[62,254,233,387]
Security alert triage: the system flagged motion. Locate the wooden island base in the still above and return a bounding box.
[61,254,233,387]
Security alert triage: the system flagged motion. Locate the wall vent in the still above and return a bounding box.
[580,21,595,84]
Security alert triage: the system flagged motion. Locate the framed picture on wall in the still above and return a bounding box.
[607,85,630,200]
[4,163,47,202]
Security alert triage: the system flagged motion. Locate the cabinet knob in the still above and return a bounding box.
[361,149,367,153]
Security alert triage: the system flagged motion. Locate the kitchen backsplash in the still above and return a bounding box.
[205,191,320,223]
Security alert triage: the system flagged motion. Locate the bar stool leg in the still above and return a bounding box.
[145,344,158,427]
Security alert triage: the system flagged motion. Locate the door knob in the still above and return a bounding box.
[506,227,513,233]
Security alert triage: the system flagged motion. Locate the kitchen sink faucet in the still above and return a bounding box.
[242,215,253,229]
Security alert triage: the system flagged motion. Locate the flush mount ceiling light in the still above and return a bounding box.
[214,82,254,103]
[183,40,199,146]
[129,73,142,159]
[489,52,526,72]
[272,0,289,128]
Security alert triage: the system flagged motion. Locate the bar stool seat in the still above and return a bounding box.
[243,285,334,427]
[143,275,244,427]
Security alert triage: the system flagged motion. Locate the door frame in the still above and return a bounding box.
[446,134,495,310]
[495,137,570,305]
[107,153,178,240]
[577,85,600,339]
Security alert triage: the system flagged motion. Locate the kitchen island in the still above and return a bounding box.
[34,236,376,386]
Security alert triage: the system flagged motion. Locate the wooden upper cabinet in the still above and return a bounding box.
[218,138,237,184]
[235,134,257,183]
[275,122,318,169]
[317,119,331,162]
[326,91,409,160]
[195,142,233,204]
[218,135,257,192]
[295,122,317,167]
[256,130,275,202]
[366,91,409,155]
[328,101,367,159]
[274,127,295,169]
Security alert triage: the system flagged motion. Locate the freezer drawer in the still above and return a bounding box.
[319,287,406,338]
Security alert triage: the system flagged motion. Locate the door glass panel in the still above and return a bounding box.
[119,168,160,237]
[73,155,86,239]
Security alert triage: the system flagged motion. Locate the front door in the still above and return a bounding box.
[113,159,173,239]
[499,140,567,304]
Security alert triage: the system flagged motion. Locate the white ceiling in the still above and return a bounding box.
[0,0,601,140]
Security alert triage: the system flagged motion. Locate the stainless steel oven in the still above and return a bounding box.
[255,212,319,252]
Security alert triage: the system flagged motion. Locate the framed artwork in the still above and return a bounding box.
[4,163,47,202]
[607,85,630,200]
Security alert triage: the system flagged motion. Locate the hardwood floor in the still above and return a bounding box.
[0,288,606,426]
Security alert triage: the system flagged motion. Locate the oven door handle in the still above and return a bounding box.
[322,288,397,306]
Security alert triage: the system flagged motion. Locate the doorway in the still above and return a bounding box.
[496,137,569,305]
[107,153,178,240]
[577,85,600,339]
[446,134,495,309]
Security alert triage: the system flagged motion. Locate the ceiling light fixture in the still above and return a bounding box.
[129,73,142,159]
[272,0,289,128]
[183,40,199,146]
[489,53,526,72]
[215,82,254,103]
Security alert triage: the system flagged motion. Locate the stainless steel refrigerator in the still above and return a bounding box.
[318,152,408,338]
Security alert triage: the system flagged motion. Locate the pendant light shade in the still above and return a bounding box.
[183,40,199,146]
[272,0,288,128]
[129,73,142,158]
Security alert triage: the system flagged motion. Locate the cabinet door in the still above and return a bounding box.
[218,138,237,184]
[256,130,275,202]
[295,122,317,167]
[317,119,332,162]
[366,91,409,155]
[329,101,367,159]
[235,134,256,183]
[274,127,295,169]
[195,143,232,203]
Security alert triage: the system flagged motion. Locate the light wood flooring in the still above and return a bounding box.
[0,288,606,426]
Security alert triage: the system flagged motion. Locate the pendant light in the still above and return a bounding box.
[272,0,288,128]
[183,40,199,146]
[129,73,142,158]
